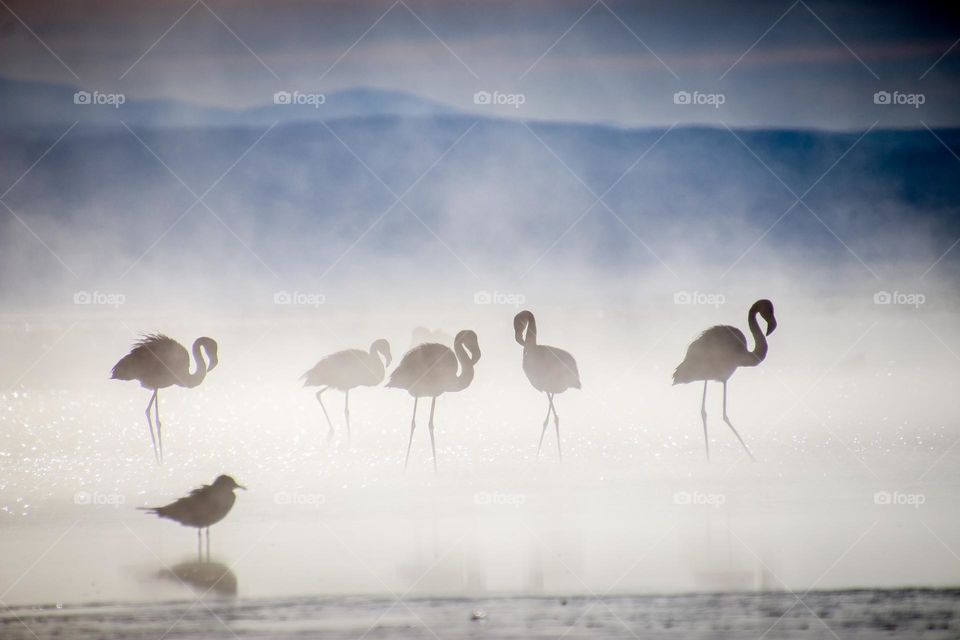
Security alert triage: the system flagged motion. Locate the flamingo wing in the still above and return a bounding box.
[672,325,747,384]
[302,349,381,389]
[386,343,456,396]
[111,334,189,387]
[523,344,581,392]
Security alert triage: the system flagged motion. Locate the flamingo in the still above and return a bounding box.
[301,339,392,443]
[513,310,581,460]
[672,299,777,461]
[111,334,218,463]
[387,330,480,471]
[139,474,245,560]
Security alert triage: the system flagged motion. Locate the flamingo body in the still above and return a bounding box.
[672,326,751,384]
[387,343,459,397]
[111,334,195,389]
[672,299,777,461]
[388,330,480,471]
[522,345,581,394]
[302,339,391,442]
[514,310,580,459]
[111,333,218,463]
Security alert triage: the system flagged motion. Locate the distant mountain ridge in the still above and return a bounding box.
[0,77,459,128]
[0,76,958,295]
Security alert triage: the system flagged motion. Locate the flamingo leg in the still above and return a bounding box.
[344,389,351,446]
[404,397,418,470]
[701,381,710,462]
[427,397,438,473]
[548,393,562,461]
[197,528,202,562]
[144,390,160,464]
[536,393,551,457]
[206,527,211,560]
[315,388,335,442]
[722,381,756,462]
[154,390,163,463]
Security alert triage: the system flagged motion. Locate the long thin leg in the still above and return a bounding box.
[315,388,335,442]
[536,393,551,456]
[722,382,756,461]
[427,397,438,473]
[145,390,159,464]
[197,528,202,562]
[404,397,418,470]
[154,391,163,463]
[701,381,710,462]
[206,527,211,560]
[548,393,562,461]
[344,389,351,446]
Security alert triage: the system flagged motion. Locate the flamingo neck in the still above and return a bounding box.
[515,313,537,348]
[450,341,475,391]
[181,340,208,388]
[745,306,768,366]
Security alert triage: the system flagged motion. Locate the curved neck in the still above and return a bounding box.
[515,313,537,348]
[744,307,768,366]
[450,340,476,392]
[181,340,209,388]
[367,348,386,372]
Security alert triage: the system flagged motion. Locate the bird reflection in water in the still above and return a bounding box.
[158,561,238,597]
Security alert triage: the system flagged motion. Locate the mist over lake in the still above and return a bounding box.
[1,1,959,638]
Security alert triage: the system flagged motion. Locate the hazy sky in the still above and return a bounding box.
[1,0,958,128]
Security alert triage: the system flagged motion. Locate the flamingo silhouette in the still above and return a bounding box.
[672,299,777,461]
[111,334,218,463]
[301,339,392,443]
[514,310,581,460]
[387,330,480,471]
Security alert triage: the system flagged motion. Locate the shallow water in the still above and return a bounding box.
[1,305,959,638]
[3,590,959,639]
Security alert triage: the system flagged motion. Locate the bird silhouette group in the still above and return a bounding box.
[119,301,777,550]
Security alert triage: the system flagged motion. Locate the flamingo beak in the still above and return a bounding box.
[765,317,778,336]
